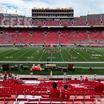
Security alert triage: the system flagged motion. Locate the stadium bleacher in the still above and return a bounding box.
[0,8,104,104]
[0,77,103,104]
[0,28,104,45]
[0,13,104,26]
[2,69,104,104]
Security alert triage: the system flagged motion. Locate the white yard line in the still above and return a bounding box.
[38,48,45,61]
[65,48,74,61]
[71,48,88,61]
[58,46,64,62]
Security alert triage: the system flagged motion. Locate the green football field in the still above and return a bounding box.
[0,46,104,61]
[0,46,104,62]
[0,46,104,67]
[0,46,104,75]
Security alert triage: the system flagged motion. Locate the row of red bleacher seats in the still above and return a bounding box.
[0,78,103,104]
[0,29,104,45]
[0,14,104,26]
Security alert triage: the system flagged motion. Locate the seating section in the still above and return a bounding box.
[31,15,104,26]
[0,29,104,45]
[0,79,103,104]
[36,14,104,26]
[0,14,104,26]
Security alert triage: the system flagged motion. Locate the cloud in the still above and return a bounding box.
[0,0,104,17]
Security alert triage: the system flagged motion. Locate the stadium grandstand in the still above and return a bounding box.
[0,4,104,104]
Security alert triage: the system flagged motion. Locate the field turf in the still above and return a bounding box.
[0,46,104,74]
[0,47,104,62]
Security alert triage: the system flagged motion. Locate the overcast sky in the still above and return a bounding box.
[0,0,104,17]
